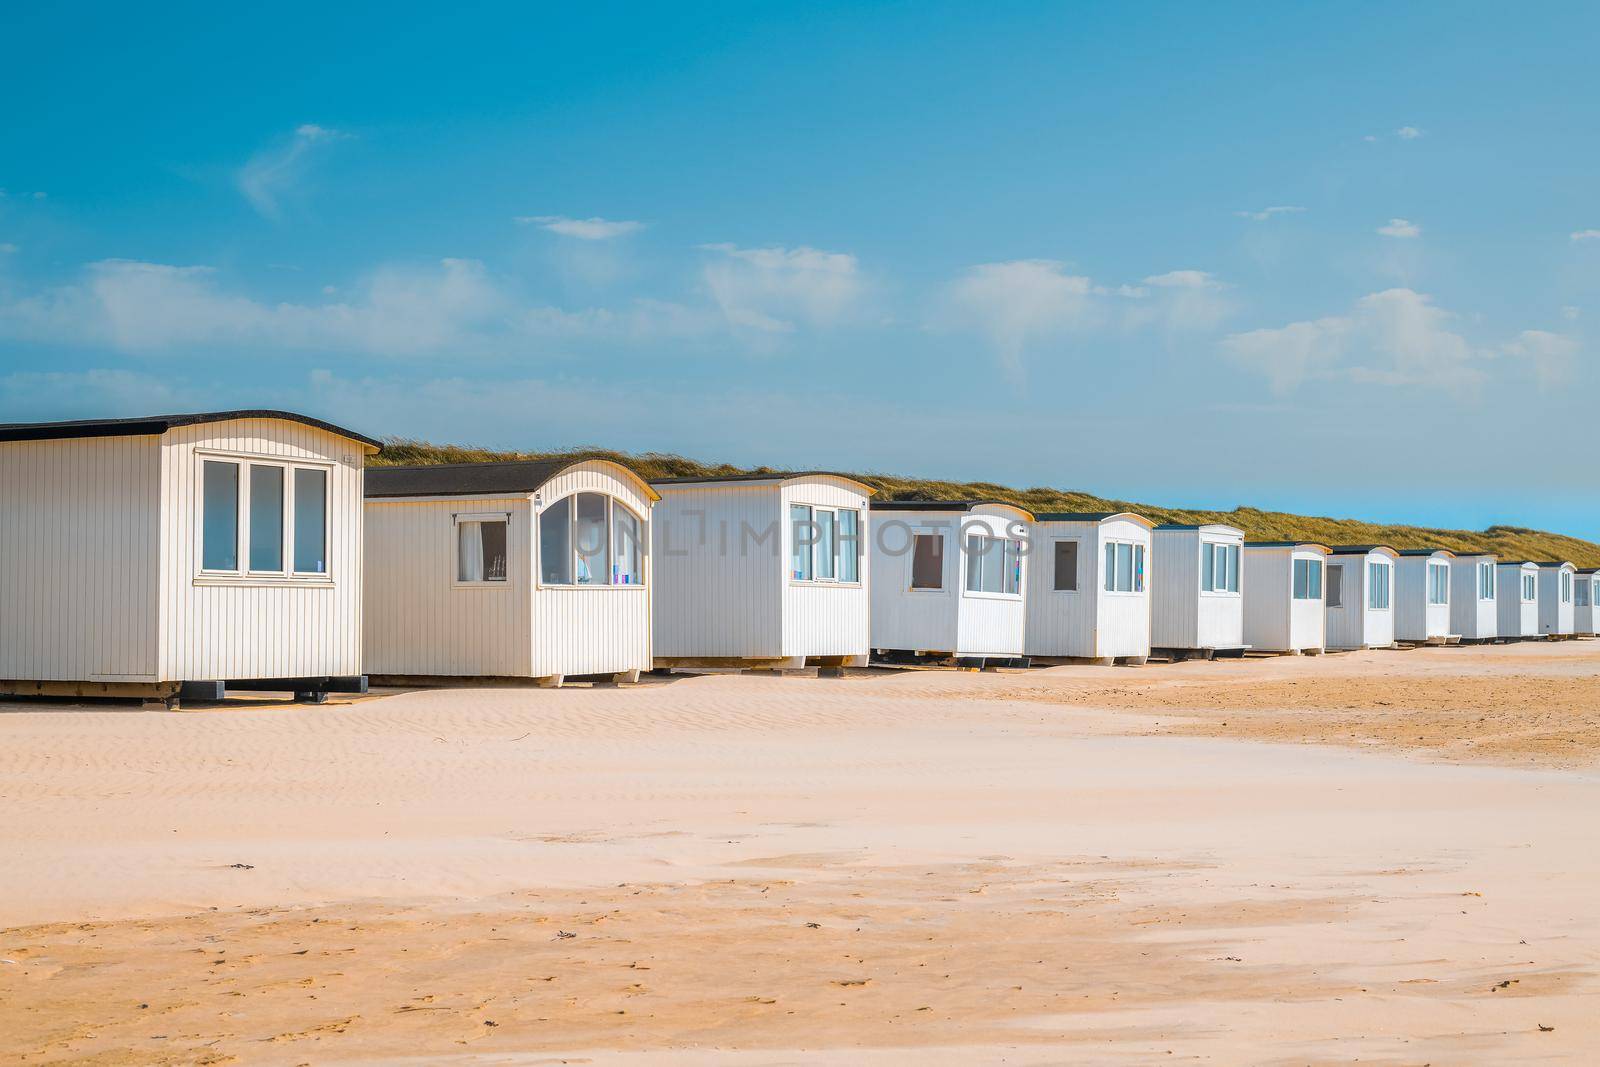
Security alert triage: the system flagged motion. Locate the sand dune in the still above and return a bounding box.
[2,641,1598,1063]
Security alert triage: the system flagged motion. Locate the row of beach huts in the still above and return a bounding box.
[0,410,1594,705]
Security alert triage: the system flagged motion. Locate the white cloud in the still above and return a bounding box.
[1135,270,1232,333]
[237,124,350,219]
[1501,330,1580,389]
[0,242,16,254]
[1234,206,1306,222]
[515,215,645,240]
[1377,217,1421,238]
[1562,305,1581,321]
[1571,229,1600,242]
[1223,288,1488,393]
[698,243,864,333]
[945,259,1100,380]
[1396,126,1424,140]
[1143,270,1226,290]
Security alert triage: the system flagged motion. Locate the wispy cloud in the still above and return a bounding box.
[236,124,349,219]
[944,260,1100,381]
[0,242,17,254]
[698,243,864,333]
[1500,330,1579,390]
[1234,205,1306,222]
[515,215,645,240]
[1377,218,1421,238]
[1396,125,1424,140]
[1571,229,1600,243]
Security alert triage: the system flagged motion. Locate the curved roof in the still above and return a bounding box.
[1498,559,1540,567]
[1329,543,1400,557]
[366,458,659,501]
[650,471,876,495]
[1034,511,1155,528]
[0,409,382,451]
[1246,540,1332,553]
[870,498,1036,521]
[1155,522,1246,537]
[1397,548,1456,558]
[1536,560,1577,569]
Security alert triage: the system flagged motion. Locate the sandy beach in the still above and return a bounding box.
[3,640,1599,1064]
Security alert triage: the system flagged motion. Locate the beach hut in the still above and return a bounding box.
[1024,512,1154,665]
[1575,568,1600,636]
[0,410,380,706]
[869,500,1031,666]
[1242,541,1329,654]
[364,459,658,686]
[1448,554,1500,643]
[1394,549,1459,644]
[1149,524,1247,658]
[1495,560,1540,639]
[1324,545,1398,650]
[649,473,874,671]
[1537,561,1578,637]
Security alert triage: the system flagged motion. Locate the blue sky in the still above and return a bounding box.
[3,2,1597,537]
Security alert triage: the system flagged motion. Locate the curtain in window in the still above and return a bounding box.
[458,522,485,582]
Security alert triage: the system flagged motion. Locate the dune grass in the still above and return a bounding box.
[373,439,1600,566]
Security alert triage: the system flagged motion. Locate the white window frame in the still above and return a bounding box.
[194,449,334,586]
[536,492,648,590]
[1102,539,1146,595]
[963,531,1022,599]
[1427,561,1449,606]
[452,512,512,588]
[1200,541,1240,595]
[1292,557,1323,601]
[1368,560,1391,611]
[1561,570,1572,604]
[1522,572,1537,603]
[1478,561,1496,601]
[907,528,947,593]
[1052,538,1081,593]
[789,503,863,587]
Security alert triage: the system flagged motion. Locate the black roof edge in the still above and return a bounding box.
[0,410,383,451]
[870,498,1035,518]
[1245,540,1330,549]
[1328,543,1398,554]
[1396,547,1456,557]
[649,470,876,493]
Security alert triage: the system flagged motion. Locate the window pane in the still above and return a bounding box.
[1056,540,1080,592]
[965,535,984,592]
[574,492,609,584]
[980,537,1004,593]
[540,496,572,584]
[1327,563,1343,608]
[838,509,860,583]
[480,520,508,581]
[911,533,943,589]
[613,506,643,584]
[248,464,284,571]
[202,460,239,571]
[1002,540,1020,595]
[291,468,327,573]
[1226,545,1240,592]
[458,522,484,582]
[1134,544,1145,592]
[1103,543,1115,592]
[1115,542,1133,592]
[1293,558,1308,599]
[1201,543,1215,591]
[790,505,813,581]
[815,509,837,580]
[1309,559,1322,599]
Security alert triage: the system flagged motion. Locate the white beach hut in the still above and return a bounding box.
[1324,545,1398,650]
[364,459,658,686]
[1394,549,1459,644]
[869,500,1031,666]
[1150,524,1247,659]
[1495,560,1540,640]
[649,473,874,671]
[1448,554,1500,642]
[1575,568,1600,636]
[1537,561,1577,637]
[0,410,379,706]
[1242,541,1329,654]
[1024,512,1154,665]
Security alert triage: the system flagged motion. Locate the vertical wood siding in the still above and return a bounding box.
[779,478,871,659]
[1449,556,1499,640]
[1496,563,1539,637]
[1537,564,1576,635]
[1575,576,1599,636]
[529,463,653,676]
[1024,518,1150,658]
[952,509,1027,657]
[1327,549,1397,649]
[1150,529,1197,649]
[158,419,367,681]
[1242,546,1291,652]
[869,511,959,654]
[651,483,782,658]
[0,436,161,681]
[364,495,530,676]
[1395,552,1454,641]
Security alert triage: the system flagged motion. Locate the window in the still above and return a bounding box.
[538,493,646,587]
[1326,563,1344,608]
[1201,542,1240,593]
[966,535,1021,595]
[1478,561,1496,600]
[293,468,327,574]
[613,506,643,584]
[457,517,508,582]
[1293,557,1323,600]
[910,533,944,589]
[1427,562,1449,606]
[1578,579,1591,608]
[248,464,284,572]
[790,504,860,584]
[790,505,813,581]
[202,460,239,571]
[1054,540,1079,592]
[1561,570,1572,604]
[838,509,860,584]
[1523,573,1537,602]
[1103,540,1145,593]
[1368,561,1391,610]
